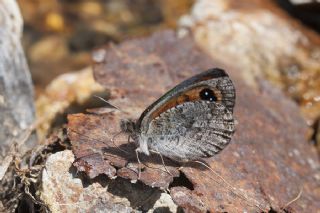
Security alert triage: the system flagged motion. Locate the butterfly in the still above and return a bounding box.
[120,68,236,162]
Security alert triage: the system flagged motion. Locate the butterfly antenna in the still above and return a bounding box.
[69,128,109,145]
[69,128,130,155]
[193,160,265,212]
[93,95,122,111]
[111,131,129,154]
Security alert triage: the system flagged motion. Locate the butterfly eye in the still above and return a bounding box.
[200,88,217,102]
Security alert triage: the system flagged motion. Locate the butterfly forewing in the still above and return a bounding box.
[136,68,236,161]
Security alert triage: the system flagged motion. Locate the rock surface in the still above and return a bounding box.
[40,150,178,212]
[36,67,106,141]
[66,31,320,212]
[40,150,134,212]
[0,0,36,156]
[178,0,320,127]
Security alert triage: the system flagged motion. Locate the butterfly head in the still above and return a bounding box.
[120,119,139,136]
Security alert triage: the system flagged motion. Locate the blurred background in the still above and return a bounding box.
[19,0,320,94]
[18,0,194,94]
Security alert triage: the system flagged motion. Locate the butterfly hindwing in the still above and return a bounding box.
[137,68,236,161]
[142,100,234,161]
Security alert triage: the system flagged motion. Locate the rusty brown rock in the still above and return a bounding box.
[68,31,319,212]
[39,149,179,212]
[73,155,117,179]
[68,112,180,189]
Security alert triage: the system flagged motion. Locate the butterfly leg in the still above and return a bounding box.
[135,148,142,180]
[149,150,172,176]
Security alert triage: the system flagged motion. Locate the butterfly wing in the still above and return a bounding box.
[137,68,235,161]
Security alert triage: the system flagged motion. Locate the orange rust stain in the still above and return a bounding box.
[150,86,222,120]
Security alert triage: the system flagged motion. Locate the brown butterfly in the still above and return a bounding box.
[121,68,235,162]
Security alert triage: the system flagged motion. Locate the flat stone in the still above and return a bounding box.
[67,30,319,212]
